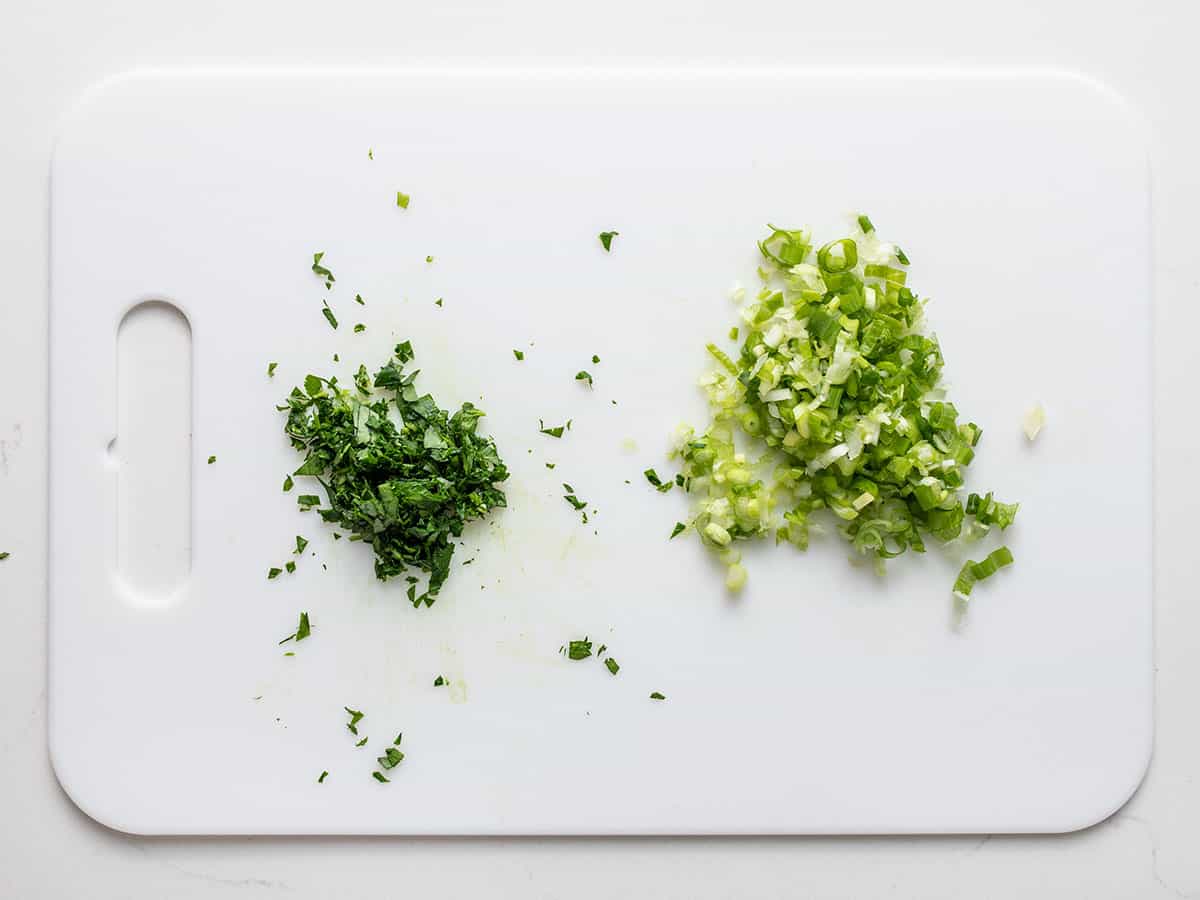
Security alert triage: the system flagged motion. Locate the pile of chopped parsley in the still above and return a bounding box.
[281,341,509,606]
[674,219,1017,600]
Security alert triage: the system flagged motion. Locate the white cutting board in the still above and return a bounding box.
[49,68,1151,835]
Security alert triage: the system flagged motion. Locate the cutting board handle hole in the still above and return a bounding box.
[115,301,192,604]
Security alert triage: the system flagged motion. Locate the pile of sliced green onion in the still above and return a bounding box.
[673,217,1016,601]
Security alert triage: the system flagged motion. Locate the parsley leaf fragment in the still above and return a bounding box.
[566,638,593,660]
[539,419,565,438]
[650,692,666,700]
[599,231,619,252]
[670,522,686,539]
[312,252,335,289]
[575,371,593,387]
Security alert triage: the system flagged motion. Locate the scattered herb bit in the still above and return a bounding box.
[605,658,620,675]
[312,252,335,289]
[355,736,368,747]
[283,475,294,492]
[297,495,320,510]
[285,560,296,574]
[857,214,875,233]
[394,733,403,745]
[378,746,405,769]
[268,362,278,377]
[592,355,601,364]
[345,707,364,735]
[207,455,216,465]
[545,462,556,469]
[433,675,446,686]
[650,692,666,700]
[669,522,686,540]
[318,770,329,783]
[268,567,282,580]
[435,297,443,308]
[563,490,588,512]
[280,342,509,605]
[0,552,9,561]
[597,644,607,655]
[895,246,910,265]
[295,611,311,640]
[321,301,338,330]
[355,294,365,306]
[539,419,565,438]
[513,349,525,361]
[284,651,295,657]
[953,546,1015,601]
[333,353,339,363]
[426,255,434,263]
[396,191,410,209]
[676,220,1018,600]
[566,638,593,660]
[567,419,573,431]
[354,323,366,333]
[295,536,309,555]
[575,371,594,387]
[599,231,619,252]
[372,771,390,783]
[728,326,739,341]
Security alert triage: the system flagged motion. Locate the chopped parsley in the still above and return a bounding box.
[669,522,686,539]
[378,746,405,769]
[321,301,338,330]
[599,231,619,252]
[372,771,390,783]
[318,770,329,783]
[435,297,443,308]
[283,475,294,492]
[539,419,565,438]
[311,252,335,289]
[545,462,556,469]
[563,488,588,512]
[297,495,320,510]
[575,371,593,387]
[592,355,601,364]
[285,560,296,574]
[566,638,593,660]
[513,349,525,361]
[345,706,364,735]
[0,552,9,561]
[649,692,666,700]
[279,611,310,643]
[354,323,366,333]
[433,675,446,686]
[355,736,368,747]
[281,342,509,606]
[207,455,216,465]
[295,536,309,554]
[604,658,620,675]
[268,362,278,377]
[396,191,410,209]
[267,567,282,580]
[355,293,365,306]
[426,255,434,263]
